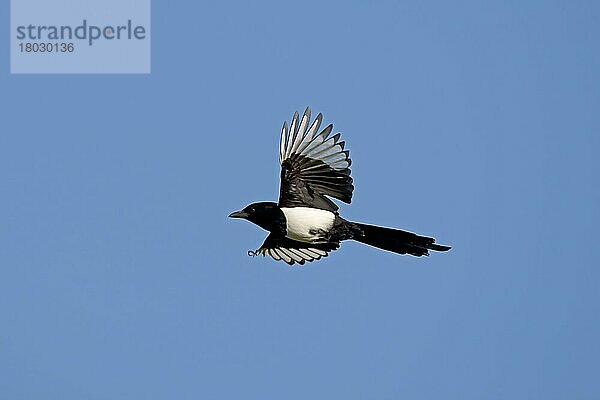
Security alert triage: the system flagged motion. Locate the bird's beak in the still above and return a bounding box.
[228,210,248,219]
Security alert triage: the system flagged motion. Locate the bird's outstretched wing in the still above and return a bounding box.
[251,233,340,265]
[278,107,354,212]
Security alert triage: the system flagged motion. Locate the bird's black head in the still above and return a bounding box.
[228,202,284,233]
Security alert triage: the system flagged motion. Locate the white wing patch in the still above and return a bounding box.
[280,207,335,242]
[279,107,350,171]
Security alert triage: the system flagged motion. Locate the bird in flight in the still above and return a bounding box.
[229,107,451,265]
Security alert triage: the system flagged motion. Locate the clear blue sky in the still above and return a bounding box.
[2,1,599,399]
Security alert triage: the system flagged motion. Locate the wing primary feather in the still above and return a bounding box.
[279,248,296,264]
[303,248,321,258]
[296,112,322,155]
[296,248,316,260]
[317,124,334,141]
[276,249,292,264]
[320,152,349,165]
[308,145,343,162]
[297,123,332,157]
[282,248,303,263]
[303,142,336,158]
[268,249,281,260]
[289,107,311,156]
[279,121,288,164]
[304,125,334,155]
[287,249,304,263]
[285,111,300,160]
[287,248,309,263]
[303,131,339,159]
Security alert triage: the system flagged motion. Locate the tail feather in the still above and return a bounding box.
[351,222,451,257]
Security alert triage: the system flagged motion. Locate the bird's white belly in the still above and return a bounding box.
[280,207,335,243]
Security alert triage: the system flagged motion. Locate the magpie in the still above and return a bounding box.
[229,107,451,265]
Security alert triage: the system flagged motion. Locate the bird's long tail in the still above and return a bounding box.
[350,222,451,257]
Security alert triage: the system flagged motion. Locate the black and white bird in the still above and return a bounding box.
[229,108,451,265]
